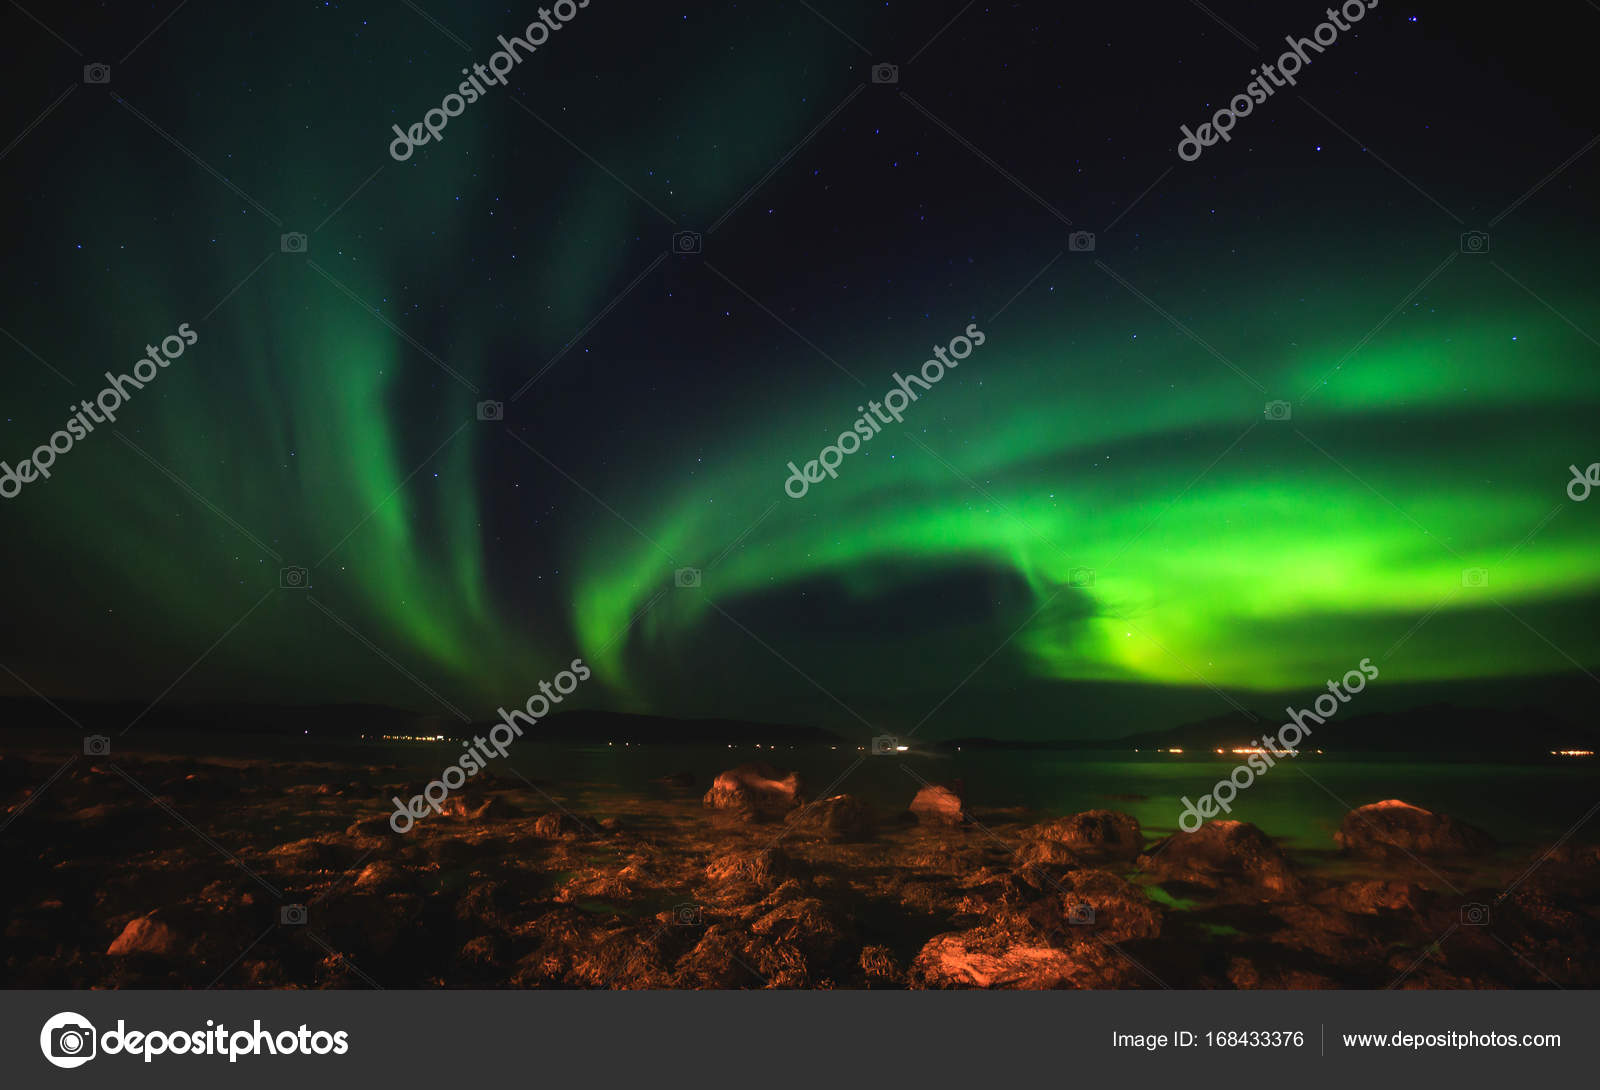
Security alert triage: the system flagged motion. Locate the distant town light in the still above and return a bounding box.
[1552,749,1594,757]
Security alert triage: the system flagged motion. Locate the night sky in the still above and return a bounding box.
[2,1,1596,738]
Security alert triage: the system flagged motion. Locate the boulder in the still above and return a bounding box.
[702,763,804,816]
[1335,799,1494,859]
[909,783,966,825]
[909,925,1142,989]
[1028,810,1143,862]
[962,865,1163,943]
[107,914,181,957]
[1015,838,1084,866]
[704,846,793,889]
[783,794,876,842]
[1327,879,1434,916]
[352,860,409,893]
[1138,820,1298,898]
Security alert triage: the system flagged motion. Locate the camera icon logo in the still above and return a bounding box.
[1460,230,1489,254]
[83,64,111,85]
[1068,230,1096,252]
[674,567,701,588]
[83,734,111,757]
[672,902,703,926]
[280,904,308,925]
[280,566,310,590]
[40,1012,98,1068]
[1264,400,1292,421]
[477,399,504,421]
[1461,567,1489,588]
[871,63,899,84]
[672,230,702,255]
[871,735,904,755]
[1068,567,1095,588]
[280,232,308,254]
[1067,903,1096,925]
[1460,902,1491,926]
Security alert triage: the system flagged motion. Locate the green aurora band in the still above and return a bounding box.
[3,3,1596,729]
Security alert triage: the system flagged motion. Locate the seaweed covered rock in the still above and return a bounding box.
[702,763,804,818]
[783,794,876,842]
[909,783,966,825]
[1138,820,1298,898]
[1335,800,1493,859]
[1026,810,1144,863]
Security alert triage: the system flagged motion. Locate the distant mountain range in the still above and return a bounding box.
[0,698,844,746]
[942,703,1598,757]
[1,698,1593,757]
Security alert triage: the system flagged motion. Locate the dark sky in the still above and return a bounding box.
[1,0,1597,738]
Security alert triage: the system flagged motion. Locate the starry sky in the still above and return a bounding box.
[1,0,1596,739]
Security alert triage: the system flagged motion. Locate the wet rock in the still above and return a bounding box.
[1027,810,1143,863]
[512,909,674,988]
[107,913,181,957]
[909,783,966,825]
[533,811,593,838]
[352,860,409,893]
[1327,879,1434,916]
[962,865,1163,943]
[1335,800,1494,859]
[783,794,876,842]
[266,836,353,872]
[676,926,762,988]
[1015,838,1085,866]
[345,815,398,838]
[553,873,636,907]
[909,925,1141,988]
[1138,820,1298,898]
[441,794,517,821]
[704,846,793,890]
[1228,957,1339,990]
[750,897,852,964]
[1037,869,1164,943]
[702,763,804,817]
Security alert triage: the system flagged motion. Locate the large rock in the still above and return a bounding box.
[961,865,1163,943]
[1335,799,1494,859]
[909,925,1142,989]
[1027,810,1143,862]
[107,914,181,957]
[702,763,804,817]
[909,783,966,825]
[783,794,876,842]
[1138,820,1298,898]
[704,846,793,890]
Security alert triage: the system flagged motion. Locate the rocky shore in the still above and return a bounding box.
[3,754,1596,988]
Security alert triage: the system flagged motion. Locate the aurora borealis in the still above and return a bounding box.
[2,0,1596,738]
